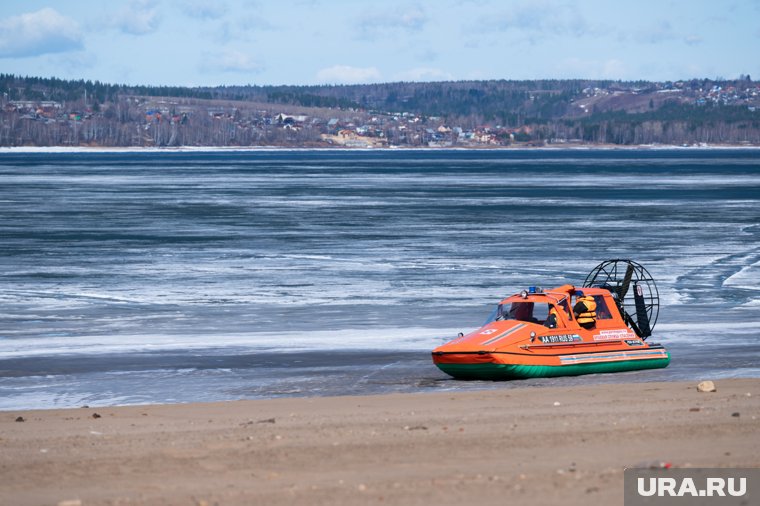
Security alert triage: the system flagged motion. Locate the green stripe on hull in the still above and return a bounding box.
[436,356,670,380]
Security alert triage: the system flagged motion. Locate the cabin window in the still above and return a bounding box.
[491,301,556,324]
[593,295,613,319]
[483,305,500,325]
[507,302,550,323]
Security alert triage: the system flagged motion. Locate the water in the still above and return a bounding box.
[1,149,759,410]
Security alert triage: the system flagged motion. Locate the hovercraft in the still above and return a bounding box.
[432,260,670,380]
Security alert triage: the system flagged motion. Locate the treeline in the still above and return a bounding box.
[0,74,686,120]
[1,73,759,147]
[0,74,214,104]
[542,102,760,144]
[538,119,760,145]
[199,80,607,125]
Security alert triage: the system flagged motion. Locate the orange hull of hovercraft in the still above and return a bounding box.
[432,285,669,380]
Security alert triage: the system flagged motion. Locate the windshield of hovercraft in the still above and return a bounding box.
[484,301,551,324]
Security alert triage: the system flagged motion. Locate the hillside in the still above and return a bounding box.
[2,74,759,148]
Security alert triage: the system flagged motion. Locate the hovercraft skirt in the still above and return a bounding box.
[435,355,670,380]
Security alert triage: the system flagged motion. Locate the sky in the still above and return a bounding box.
[0,0,758,87]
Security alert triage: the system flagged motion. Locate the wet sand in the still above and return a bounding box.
[1,378,758,506]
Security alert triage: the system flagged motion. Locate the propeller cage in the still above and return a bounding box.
[582,259,660,339]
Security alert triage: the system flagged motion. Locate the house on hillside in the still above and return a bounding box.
[275,113,308,125]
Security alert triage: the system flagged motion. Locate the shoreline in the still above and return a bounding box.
[2,378,758,505]
[2,143,760,154]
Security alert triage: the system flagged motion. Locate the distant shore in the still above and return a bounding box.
[2,143,760,154]
[2,378,758,505]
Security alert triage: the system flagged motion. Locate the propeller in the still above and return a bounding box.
[618,263,634,300]
[583,259,659,339]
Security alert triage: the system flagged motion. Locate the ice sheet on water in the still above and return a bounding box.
[723,261,760,290]
[0,326,460,359]
[2,149,759,409]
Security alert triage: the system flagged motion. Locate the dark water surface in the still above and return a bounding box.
[1,149,759,409]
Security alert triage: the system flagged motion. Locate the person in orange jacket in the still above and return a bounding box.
[573,294,597,329]
[545,306,560,328]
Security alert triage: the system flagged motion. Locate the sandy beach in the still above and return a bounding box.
[1,378,758,506]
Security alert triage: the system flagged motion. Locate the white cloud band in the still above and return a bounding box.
[0,8,82,58]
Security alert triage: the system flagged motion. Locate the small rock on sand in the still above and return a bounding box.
[15,416,25,422]
[633,460,672,469]
[697,381,716,393]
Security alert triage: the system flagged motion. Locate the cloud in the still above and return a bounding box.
[116,0,161,35]
[0,8,82,58]
[181,1,228,20]
[395,67,453,82]
[478,1,601,42]
[357,5,428,40]
[199,49,264,73]
[634,20,707,46]
[316,65,382,84]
